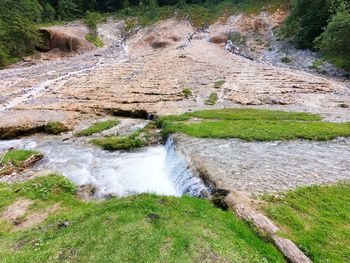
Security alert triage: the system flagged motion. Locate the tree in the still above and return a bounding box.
[315,3,350,69]
[0,0,42,67]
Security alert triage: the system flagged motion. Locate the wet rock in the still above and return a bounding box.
[58,221,71,228]
[76,185,97,201]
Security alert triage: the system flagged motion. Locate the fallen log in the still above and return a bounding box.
[225,192,312,263]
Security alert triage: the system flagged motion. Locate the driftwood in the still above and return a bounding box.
[225,192,312,263]
[0,154,43,177]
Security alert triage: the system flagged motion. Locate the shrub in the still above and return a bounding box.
[204,92,218,105]
[183,88,192,98]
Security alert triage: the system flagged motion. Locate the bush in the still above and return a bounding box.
[281,56,292,63]
[315,5,350,71]
[204,92,218,105]
[183,88,192,98]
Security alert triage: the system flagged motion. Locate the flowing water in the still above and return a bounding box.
[0,136,207,198]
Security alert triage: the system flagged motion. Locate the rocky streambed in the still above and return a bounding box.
[173,134,350,194]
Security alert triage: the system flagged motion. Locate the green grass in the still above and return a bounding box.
[158,108,350,141]
[182,88,192,99]
[76,120,120,137]
[263,183,350,263]
[281,56,292,63]
[214,80,226,89]
[204,92,218,105]
[45,122,67,135]
[85,34,104,48]
[0,150,41,166]
[90,122,158,150]
[0,175,285,262]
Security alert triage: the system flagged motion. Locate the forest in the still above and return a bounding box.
[0,0,349,70]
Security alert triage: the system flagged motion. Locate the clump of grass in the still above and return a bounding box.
[214,80,226,89]
[45,122,67,135]
[263,183,350,263]
[281,56,292,63]
[76,120,120,137]
[85,34,104,47]
[1,150,42,166]
[0,174,285,262]
[183,87,192,98]
[90,122,159,150]
[309,59,324,72]
[204,92,218,105]
[158,108,350,141]
[90,133,146,150]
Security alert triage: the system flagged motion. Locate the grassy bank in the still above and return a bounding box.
[0,175,285,262]
[158,109,350,141]
[263,183,350,263]
[76,120,119,137]
[0,150,41,166]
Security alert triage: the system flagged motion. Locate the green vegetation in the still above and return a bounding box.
[182,87,192,98]
[309,59,324,71]
[263,183,350,263]
[0,0,288,68]
[85,34,104,47]
[158,108,350,141]
[84,11,104,47]
[279,0,350,72]
[90,122,158,150]
[204,92,218,105]
[0,175,285,262]
[76,120,120,137]
[0,150,41,166]
[281,56,291,63]
[45,122,67,135]
[214,80,226,89]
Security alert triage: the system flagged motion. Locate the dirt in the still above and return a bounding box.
[1,199,59,231]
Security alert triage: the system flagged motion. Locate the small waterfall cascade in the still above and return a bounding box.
[164,138,209,197]
[0,136,209,198]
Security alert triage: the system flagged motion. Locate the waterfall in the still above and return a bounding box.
[0,136,210,198]
[165,138,209,197]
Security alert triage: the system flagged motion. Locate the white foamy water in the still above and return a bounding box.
[0,137,207,197]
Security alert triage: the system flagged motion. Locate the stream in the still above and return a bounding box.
[0,136,208,198]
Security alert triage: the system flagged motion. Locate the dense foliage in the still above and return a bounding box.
[280,0,350,71]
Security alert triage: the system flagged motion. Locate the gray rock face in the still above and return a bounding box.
[173,134,350,194]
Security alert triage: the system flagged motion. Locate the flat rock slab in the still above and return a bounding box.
[174,134,350,194]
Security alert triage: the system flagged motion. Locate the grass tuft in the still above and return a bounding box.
[214,80,226,89]
[204,92,218,105]
[76,120,120,137]
[183,88,192,98]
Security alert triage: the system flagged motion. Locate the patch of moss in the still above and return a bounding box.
[45,122,67,135]
[76,120,120,137]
